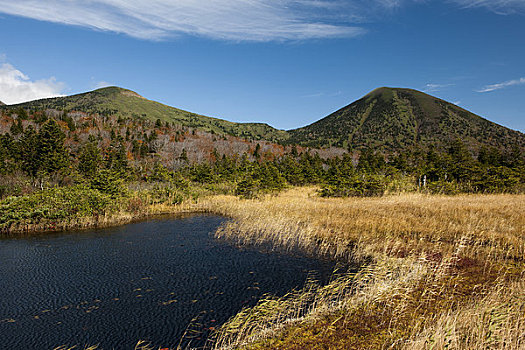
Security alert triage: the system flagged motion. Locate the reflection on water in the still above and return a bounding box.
[0,214,336,349]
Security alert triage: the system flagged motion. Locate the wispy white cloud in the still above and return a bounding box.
[452,0,525,15]
[423,83,454,93]
[0,1,521,43]
[0,62,65,104]
[477,77,525,92]
[0,0,368,42]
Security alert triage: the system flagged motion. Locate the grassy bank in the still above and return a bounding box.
[0,183,220,236]
[198,189,525,349]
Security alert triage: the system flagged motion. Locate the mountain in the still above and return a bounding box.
[288,87,525,152]
[2,86,523,154]
[0,101,4,106]
[2,86,289,143]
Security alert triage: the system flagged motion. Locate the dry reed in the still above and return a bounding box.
[192,188,525,349]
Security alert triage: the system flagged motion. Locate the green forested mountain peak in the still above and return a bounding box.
[288,87,525,152]
[363,86,397,101]
[2,86,289,142]
[86,86,147,99]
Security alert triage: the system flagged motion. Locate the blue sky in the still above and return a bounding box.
[0,0,524,131]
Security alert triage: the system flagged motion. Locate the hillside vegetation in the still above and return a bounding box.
[288,87,525,152]
[3,86,524,155]
[0,105,524,213]
[4,87,289,142]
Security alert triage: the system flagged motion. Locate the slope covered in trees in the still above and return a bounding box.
[0,106,523,202]
[3,87,289,143]
[3,86,524,156]
[1,88,524,205]
[288,87,525,152]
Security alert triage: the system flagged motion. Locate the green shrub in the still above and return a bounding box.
[0,185,115,229]
[425,180,461,195]
[90,169,127,198]
[235,178,260,199]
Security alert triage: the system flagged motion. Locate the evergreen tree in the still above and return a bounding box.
[253,143,261,160]
[279,155,303,185]
[65,116,76,131]
[17,126,39,177]
[478,146,502,166]
[357,150,386,173]
[15,107,28,120]
[0,134,10,174]
[90,169,126,198]
[179,148,188,162]
[447,139,474,182]
[37,119,70,176]
[78,142,102,177]
[106,142,128,174]
[291,145,298,157]
[505,145,523,168]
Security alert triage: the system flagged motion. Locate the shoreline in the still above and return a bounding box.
[0,202,212,238]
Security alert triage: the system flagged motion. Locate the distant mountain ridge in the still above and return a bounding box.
[3,86,524,153]
[3,87,288,143]
[288,87,525,152]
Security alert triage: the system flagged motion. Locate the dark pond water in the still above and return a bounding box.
[0,214,337,349]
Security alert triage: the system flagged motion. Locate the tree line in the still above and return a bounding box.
[1,116,524,200]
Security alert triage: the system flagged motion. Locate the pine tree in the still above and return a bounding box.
[38,119,70,175]
[0,134,11,174]
[253,143,261,160]
[19,126,40,178]
[106,142,128,174]
[78,142,102,177]
[447,138,473,182]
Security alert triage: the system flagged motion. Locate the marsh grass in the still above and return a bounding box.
[194,188,525,349]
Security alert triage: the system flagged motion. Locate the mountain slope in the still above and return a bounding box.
[0,101,4,106]
[3,87,289,142]
[289,87,525,152]
[3,86,523,153]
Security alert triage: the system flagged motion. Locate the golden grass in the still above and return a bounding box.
[201,188,525,263]
[191,188,525,349]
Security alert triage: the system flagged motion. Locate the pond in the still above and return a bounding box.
[0,214,337,349]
